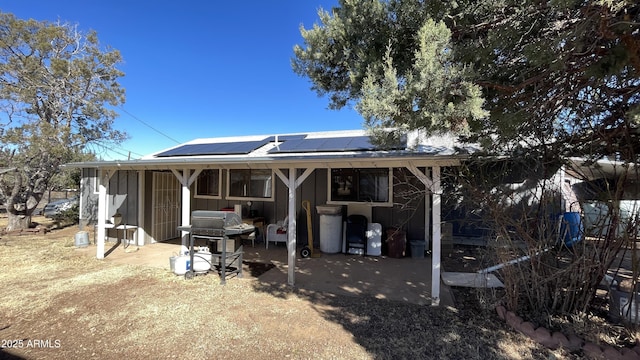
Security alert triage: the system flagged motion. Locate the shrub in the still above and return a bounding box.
[51,204,79,226]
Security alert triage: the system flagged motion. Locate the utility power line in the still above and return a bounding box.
[118,106,181,144]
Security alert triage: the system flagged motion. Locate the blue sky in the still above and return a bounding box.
[1,1,364,160]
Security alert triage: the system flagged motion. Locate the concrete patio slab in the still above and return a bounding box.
[74,240,455,307]
[441,271,505,288]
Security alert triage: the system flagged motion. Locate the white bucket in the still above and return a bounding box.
[74,231,89,247]
[193,251,212,272]
[173,255,190,275]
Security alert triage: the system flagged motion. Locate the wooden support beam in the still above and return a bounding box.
[171,168,201,248]
[274,167,315,286]
[286,167,297,286]
[96,170,115,259]
[137,170,146,246]
[431,166,442,306]
[407,162,442,305]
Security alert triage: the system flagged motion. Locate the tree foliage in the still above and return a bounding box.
[293,0,640,323]
[0,12,126,230]
[450,0,640,320]
[453,0,640,161]
[293,0,639,159]
[358,19,487,143]
[292,0,487,144]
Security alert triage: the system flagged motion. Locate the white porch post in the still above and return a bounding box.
[274,167,314,286]
[406,162,442,306]
[286,167,297,286]
[424,170,431,254]
[180,173,190,249]
[431,166,442,306]
[96,169,114,259]
[137,170,146,246]
[172,168,201,248]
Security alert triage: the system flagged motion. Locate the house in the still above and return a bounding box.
[566,157,640,238]
[65,129,480,306]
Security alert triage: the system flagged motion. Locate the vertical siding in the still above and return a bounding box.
[84,165,440,248]
[143,171,154,241]
[307,169,328,246]
[79,168,143,229]
[370,168,428,243]
[107,170,138,224]
[190,169,276,225]
[100,170,139,242]
[295,168,321,247]
[79,168,99,228]
[272,169,288,222]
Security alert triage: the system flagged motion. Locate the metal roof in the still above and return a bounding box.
[64,129,478,170]
[566,157,639,181]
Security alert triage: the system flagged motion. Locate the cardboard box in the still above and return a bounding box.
[210,238,241,253]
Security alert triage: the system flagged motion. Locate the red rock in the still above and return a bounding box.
[602,345,624,360]
[534,326,559,349]
[517,321,536,340]
[552,331,570,348]
[518,321,536,337]
[534,326,551,337]
[583,342,603,358]
[621,348,640,360]
[567,333,584,350]
[505,311,523,328]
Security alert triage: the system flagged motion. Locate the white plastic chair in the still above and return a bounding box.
[266,217,288,249]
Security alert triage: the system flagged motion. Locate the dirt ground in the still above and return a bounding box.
[0,218,611,359]
[442,242,640,353]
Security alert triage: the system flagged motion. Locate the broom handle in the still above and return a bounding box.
[302,200,313,249]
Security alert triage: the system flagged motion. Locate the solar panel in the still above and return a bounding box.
[264,134,308,142]
[155,134,405,157]
[155,140,268,157]
[268,136,382,153]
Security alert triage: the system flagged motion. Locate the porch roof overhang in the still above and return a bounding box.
[63,151,469,171]
[566,157,639,182]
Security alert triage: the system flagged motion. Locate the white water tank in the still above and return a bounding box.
[317,205,343,253]
[367,223,382,256]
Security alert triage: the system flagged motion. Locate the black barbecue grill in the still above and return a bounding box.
[190,210,240,235]
[177,210,254,284]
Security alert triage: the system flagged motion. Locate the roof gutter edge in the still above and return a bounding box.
[63,153,472,169]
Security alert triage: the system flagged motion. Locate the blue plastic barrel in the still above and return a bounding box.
[560,212,583,247]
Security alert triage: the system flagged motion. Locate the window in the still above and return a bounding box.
[329,168,391,204]
[194,169,221,199]
[85,168,100,195]
[227,169,273,200]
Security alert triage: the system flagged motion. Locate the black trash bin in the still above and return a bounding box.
[409,240,426,259]
[345,214,368,255]
[386,228,406,258]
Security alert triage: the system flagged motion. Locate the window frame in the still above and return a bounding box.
[89,168,100,195]
[226,168,274,202]
[327,167,393,206]
[193,169,222,199]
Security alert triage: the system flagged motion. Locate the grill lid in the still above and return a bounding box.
[190,210,242,230]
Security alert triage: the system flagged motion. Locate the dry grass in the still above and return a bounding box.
[0,216,577,359]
